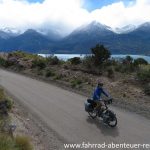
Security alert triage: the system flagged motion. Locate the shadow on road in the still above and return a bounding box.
[86,116,119,137]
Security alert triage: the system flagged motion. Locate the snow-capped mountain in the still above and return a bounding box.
[1,27,21,35]
[37,28,63,41]
[134,22,150,32]
[139,22,150,28]
[75,21,112,32]
[114,25,137,34]
[0,21,150,55]
[71,21,113,36]
[0,27,21,39]
[55,21,150,54]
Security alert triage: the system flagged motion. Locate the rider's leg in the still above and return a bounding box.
[100,101,106,111]
[97,101,106,117]
[94,101,101,110]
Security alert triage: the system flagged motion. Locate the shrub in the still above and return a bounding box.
[68,57,81,65]
[46,56,60,65]
[107,68,114,78]
[15,135,33,150]
[144,84,150,95]
[134,58,148,66]
[32,58,46,69]
[115,63,136,73]
[103,59,116,67]
[0,88,13,110]
[0,57,7,67]
[45,69,55,77]
[137,68,150,82]
[4,97,13,111]
[37,70,43,76]
[123,56,133,64]
[11,51,26,58]
[114,64,127,73]
[0,135,17,150]
[82,56,93,68]
[54,74,63,80]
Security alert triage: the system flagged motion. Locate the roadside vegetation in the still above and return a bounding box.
[0,44,150,117]
[0,88,33,150]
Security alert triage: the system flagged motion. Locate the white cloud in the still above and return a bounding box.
[0,0,150,35]
[0,0,89,35]
[90,0,150,29]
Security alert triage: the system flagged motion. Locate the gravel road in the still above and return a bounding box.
[0,69,150,149]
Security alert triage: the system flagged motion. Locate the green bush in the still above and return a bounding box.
[82,56,94,68]
[0,88,13,111]
[103,59,116,67]
[15,135,33,150]
[10,51,26,58]
[46,56,60,65]
[137,68,150,82]
[45,69,55,77]
[134,58,148,66]
[0,57,7,67]
[4,97,13,111]
[0,135,17,150]
[0,132,33,150]
[114,64,126,73]
[68,57,81,65]
[115,63,136,73]
[54,74,63,80]
[123,56,133,64]
[32,58,46,69]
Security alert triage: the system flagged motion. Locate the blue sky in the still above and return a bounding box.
[28,0,135,11]
[28,0,43,3]
[83,0,135,11]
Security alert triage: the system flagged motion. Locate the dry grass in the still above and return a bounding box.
[0,134,17,150]
[15,135,33,150]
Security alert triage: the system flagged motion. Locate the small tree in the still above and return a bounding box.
[134,58,148,66]
[46,56,60,65]
[123,56,133,64]
[91,44,111,65]
[68,57,81,65]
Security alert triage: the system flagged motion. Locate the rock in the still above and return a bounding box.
[18,59,33,68]
[8,57,18,64]
[0,52,9,60]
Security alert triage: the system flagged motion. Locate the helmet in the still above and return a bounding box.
[97,81,103,86]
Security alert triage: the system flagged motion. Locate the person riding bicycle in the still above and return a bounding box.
[92,81,111,114]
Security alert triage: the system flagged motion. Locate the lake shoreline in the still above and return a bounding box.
[38,54,150,63]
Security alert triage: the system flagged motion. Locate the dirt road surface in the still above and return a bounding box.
[0,69,150,149]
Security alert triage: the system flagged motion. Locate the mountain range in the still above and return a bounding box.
[0,21,150,55]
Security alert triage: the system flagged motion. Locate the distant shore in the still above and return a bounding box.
[38,54,150,63]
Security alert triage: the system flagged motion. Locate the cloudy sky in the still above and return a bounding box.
[0,0,150,35]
